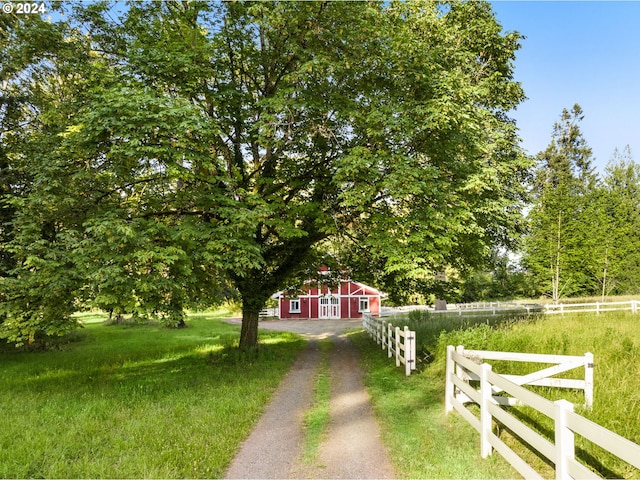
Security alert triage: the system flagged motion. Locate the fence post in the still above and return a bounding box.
[388,323,393,358]
[372,316,377,343]
[408,327,416,372]
[455,345,465,404]
[402,327,409,376]
[584,352,594,409]
[445,346,455,414]
[395,326,401,367]
[632,300,638,314]
[554,399,575,480]
[480,363,494,458]
[403,326,415,376]
[596,302,600,315]
[381,318,387,351]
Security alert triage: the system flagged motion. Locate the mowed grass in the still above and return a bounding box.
[354,309,640,478]
[0,312,305,478]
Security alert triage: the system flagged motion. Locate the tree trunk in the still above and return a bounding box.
[239,308,260,350]
[601,246,608,302]
[552,212,562,304]
[237,278,271,350]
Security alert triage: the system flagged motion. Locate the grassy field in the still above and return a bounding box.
[5,305,639,478]
[355,309,640,478]
[0,311,305,478]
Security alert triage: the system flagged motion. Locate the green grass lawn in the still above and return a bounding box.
[354,309,640,479]
[0,311,305,478]
[6,306,638,478]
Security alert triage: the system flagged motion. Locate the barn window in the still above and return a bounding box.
[290,299,301,313]
[358,297,370,312]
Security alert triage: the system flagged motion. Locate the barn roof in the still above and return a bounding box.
[272,278,385,299]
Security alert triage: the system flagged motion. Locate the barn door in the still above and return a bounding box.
[319,295,340,319]
[330,296,340,318]
[319,296,329,318]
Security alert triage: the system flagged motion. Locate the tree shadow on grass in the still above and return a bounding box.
[8,330,305,400]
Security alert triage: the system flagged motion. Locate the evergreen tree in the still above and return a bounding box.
[600,146,640,294]
[523,104,596,301]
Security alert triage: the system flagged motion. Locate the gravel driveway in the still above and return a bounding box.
[225,319,396,479]
[224,317,364,336]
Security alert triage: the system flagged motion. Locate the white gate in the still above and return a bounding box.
[445,345,640,479]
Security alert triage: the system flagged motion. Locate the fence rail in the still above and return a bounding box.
[456,301,521,310]
[543,300,638,315]
[259,308,278,318]
[433,303,542,316]
[426,300,639,317]
[446,345,640,479]
[457,347,594,408]
[362,313,416,376]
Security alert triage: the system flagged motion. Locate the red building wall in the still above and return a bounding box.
[277,280,382,319]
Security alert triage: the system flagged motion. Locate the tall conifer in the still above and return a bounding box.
[524,104,596,301]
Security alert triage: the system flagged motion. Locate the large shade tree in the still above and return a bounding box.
[1,1,528,349]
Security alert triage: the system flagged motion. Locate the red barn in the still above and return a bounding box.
[274,272,383,320]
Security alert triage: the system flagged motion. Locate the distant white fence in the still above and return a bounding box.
[543,300,639,315]
[431,302,541,317]
[446,345,640,479]
[381,305,431,316]
[447,300,639,316]
[362,313,416,376]
[259,308,278,318]
[456,301,522,310]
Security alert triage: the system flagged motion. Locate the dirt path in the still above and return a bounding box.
[225,320,396,479]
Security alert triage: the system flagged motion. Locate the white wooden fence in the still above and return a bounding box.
[543,300,639,315]
[452,346,594,409]
[445,300,639,316]
[456,301,522,310]
[446,345,640,479]
[362,313,416,376]
[432,302,542,316]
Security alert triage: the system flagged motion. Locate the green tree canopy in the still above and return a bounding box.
[1,1,528,349]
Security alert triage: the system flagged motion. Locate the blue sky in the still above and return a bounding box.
[490,1,640,172]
